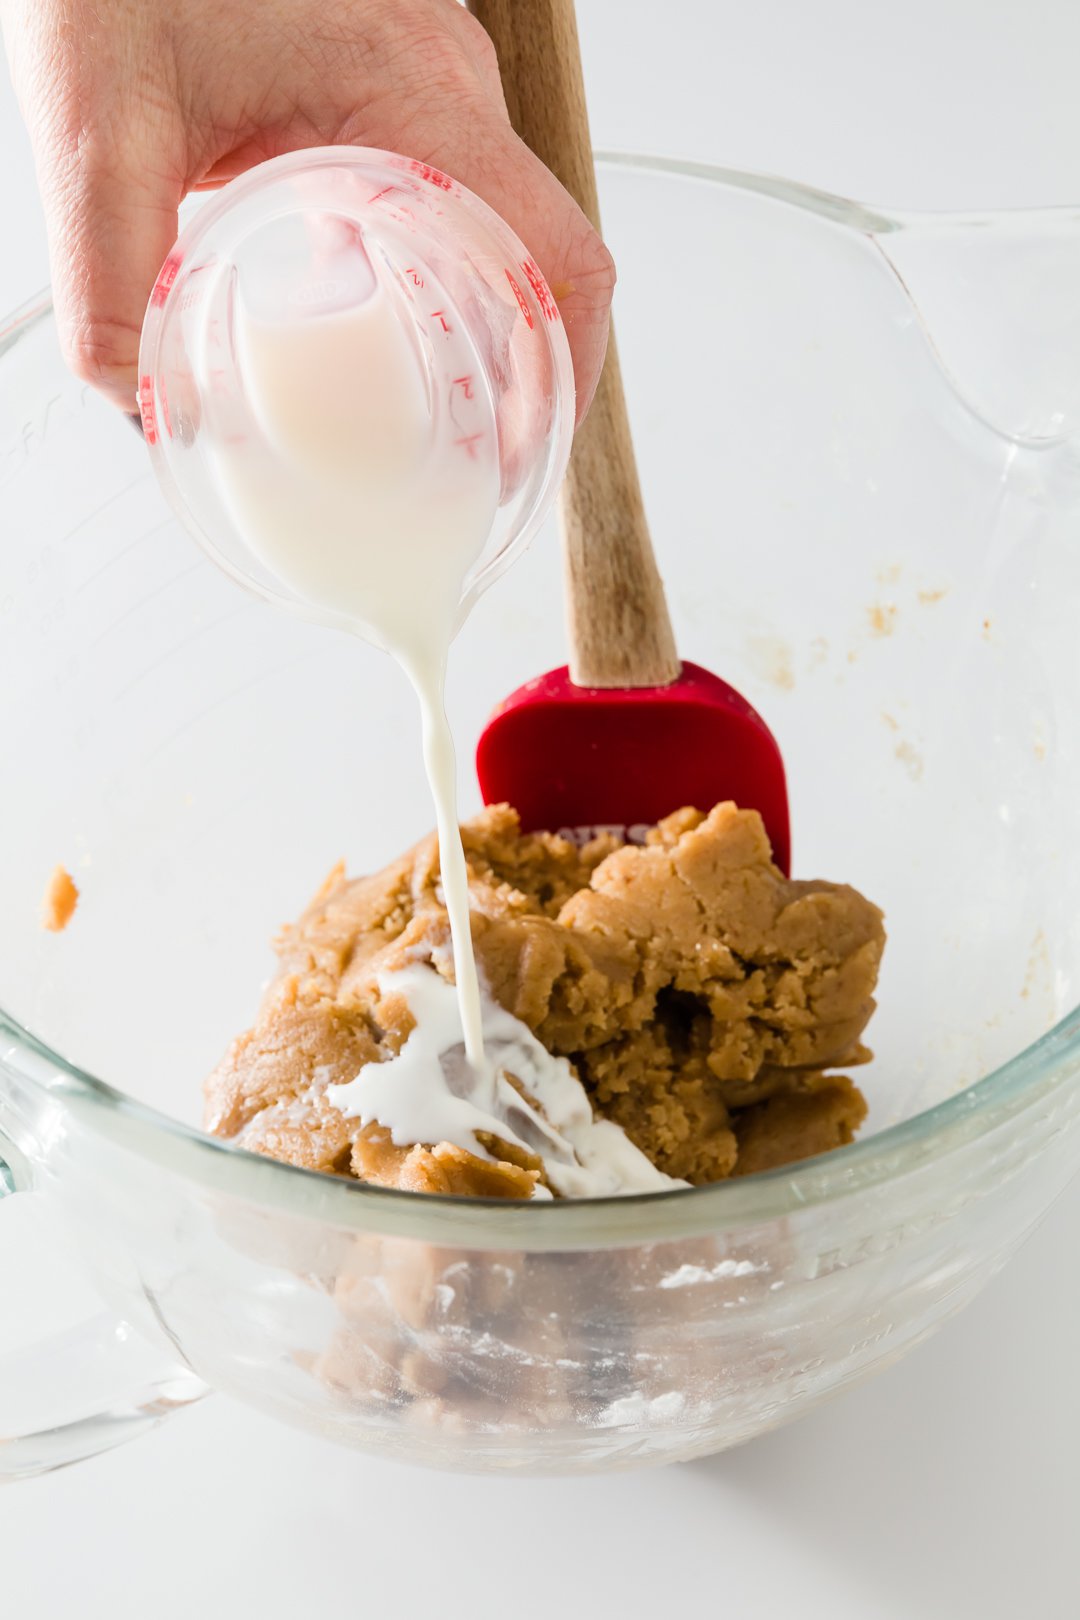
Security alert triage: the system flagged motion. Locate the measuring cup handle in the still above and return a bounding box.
[0,1121,208,1481]
[467,0,680,689]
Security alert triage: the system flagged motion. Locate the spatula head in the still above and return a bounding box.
[476,661,791,874]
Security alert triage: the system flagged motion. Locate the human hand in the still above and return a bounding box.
[0,0,613,420]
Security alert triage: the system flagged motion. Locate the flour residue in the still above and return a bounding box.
[744,633,795,691]
[867,602,898,638]
[880,712,924,780]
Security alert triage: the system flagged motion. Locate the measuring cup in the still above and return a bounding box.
[137,147,576,638]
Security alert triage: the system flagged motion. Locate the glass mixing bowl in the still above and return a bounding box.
[2,156,1080,1480]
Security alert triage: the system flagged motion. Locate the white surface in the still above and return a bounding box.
[2,3,1080,1614]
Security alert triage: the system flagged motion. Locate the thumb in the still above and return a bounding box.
[37,123,182,412]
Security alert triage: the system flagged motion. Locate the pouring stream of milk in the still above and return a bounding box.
[209,264,678,1194]
[214,272,494,1085]
[402,644,486,1073]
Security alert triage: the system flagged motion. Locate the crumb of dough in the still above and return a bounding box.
[732,1073,868,1177]
[41,865,79,932]
[353,1126,543,1199]
[205,803,885,1197]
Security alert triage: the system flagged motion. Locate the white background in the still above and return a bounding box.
[3,3,1080,1615]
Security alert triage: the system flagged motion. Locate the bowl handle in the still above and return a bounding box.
[0,1127,209,1482]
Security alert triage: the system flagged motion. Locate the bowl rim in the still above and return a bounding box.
[3,150,1079,1250]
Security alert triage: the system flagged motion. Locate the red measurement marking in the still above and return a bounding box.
[138,375,157,445]
[431,310,451,333]
[455,433,484,459]
[369,186,396,204]
[505,269,534,329]
[409,160,453,191]
[522,258,560,322]
[404,268,424,288]
[150,253,182,308]
[452,375,475,400]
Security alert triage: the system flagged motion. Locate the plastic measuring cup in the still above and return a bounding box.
[137,146,576,636]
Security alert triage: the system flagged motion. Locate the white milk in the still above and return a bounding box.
[214,279,495,1083]
[327,964,680,1197]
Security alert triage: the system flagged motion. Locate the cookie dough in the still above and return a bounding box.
[205,802,884,1195]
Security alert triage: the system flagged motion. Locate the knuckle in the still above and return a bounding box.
[453,10,501,77]
[62,316,139,395]
[386,3,500,107]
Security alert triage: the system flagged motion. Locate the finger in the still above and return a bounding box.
[341,98,614,424]
[38,123,183,412]
[451,123,615,424]
[420,9,614,419]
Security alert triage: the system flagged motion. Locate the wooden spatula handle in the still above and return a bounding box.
[466,0,680,689]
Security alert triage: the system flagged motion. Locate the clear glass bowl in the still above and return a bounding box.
[2,155,1079,1479]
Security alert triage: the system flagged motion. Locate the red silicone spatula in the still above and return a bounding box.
[469,0,790,874]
